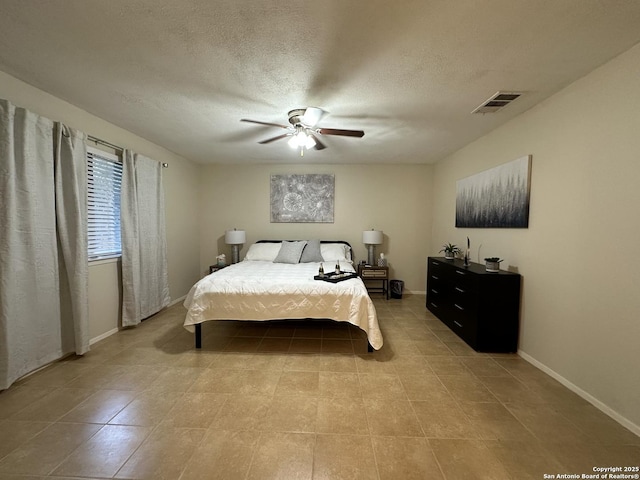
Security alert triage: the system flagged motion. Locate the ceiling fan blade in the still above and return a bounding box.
[241,118,289,129]
[301,107,326,127]
[258,133,290,144]
[317,128,365,138]
[310,134,326,150]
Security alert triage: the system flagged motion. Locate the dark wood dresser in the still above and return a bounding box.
[426,257,521,352]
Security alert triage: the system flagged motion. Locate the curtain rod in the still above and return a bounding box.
[87,135,169,168]
[87,135,122,152]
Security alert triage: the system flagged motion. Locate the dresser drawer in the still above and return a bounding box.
[450,298,476,318]
[427,297,446,316]
[451,267,477,291]
[428,284,445,301]
[449,316,468,335]
[361,269,387,278]
[451,284,478,314]
[427,258,448,275]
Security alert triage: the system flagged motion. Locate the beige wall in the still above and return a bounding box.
[1,71,202,341]
[87,260,122,340]
[199,164,433,292]
[431,44,640,432]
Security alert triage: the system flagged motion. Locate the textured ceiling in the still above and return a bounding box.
[1,1,640,165]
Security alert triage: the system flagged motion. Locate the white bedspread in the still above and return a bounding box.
[183,260,382,350]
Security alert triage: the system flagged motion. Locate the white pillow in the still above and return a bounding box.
[273,240,307,264]
[320,243,350,263]
[244,242,282,262]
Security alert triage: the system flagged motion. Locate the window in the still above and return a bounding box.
[87,146,122,260]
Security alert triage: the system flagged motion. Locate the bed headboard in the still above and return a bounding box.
[256,239,352,250]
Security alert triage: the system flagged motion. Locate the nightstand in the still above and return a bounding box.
[357,264,389,299]
[209,264,228,274]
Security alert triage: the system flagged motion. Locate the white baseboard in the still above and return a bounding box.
[406,290,426,295]
[88,297,186,347]
[518,350,640,438]
[89,327,119,345]
[169,294,186,307]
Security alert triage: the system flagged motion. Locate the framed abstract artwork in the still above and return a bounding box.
[456,155,532,228]
[270,174,335,223]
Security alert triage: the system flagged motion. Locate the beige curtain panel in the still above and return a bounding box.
[0,99,89,390]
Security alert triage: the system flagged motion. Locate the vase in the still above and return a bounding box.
[485,261,500,272]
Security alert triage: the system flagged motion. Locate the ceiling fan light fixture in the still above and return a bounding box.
[288,131,305,149]
[288,130,315,150]
[304,134,316,149]
[287,136,299,149]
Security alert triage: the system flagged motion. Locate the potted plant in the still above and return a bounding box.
[484,257,503,272]
[439,243,461,260]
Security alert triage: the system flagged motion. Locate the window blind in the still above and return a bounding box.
[87,147,122,260]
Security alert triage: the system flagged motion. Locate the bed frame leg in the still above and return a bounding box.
[367,342,373,353]
[195,324,202,349]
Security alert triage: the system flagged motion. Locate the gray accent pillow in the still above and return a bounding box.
[273,241,307,264]
[299,239,324,263]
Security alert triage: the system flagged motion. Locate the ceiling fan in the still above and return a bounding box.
[241,107,364,155]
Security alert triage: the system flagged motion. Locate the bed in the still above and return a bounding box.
[183,240,383,351]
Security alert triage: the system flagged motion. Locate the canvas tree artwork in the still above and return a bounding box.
[456,155,532,228]
[270,174,335,223]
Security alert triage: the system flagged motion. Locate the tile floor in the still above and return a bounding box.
[0,294,638,479]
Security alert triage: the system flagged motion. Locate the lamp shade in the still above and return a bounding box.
[362,230,383,245]
[225,229,246,245]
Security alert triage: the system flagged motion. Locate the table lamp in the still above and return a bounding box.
[362,229,383,266]
[225,229,246,264]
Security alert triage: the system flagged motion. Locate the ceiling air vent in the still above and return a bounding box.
[472,91,522,114]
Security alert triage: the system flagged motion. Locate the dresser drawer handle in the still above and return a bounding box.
[430,302,438,308]
[432,261,440,266]
[455,271,466,276]
[455,287,465,293]
[431,275,439,280]
[454,304,464,311]
[453,320,463,328]
[431,289,439,294]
